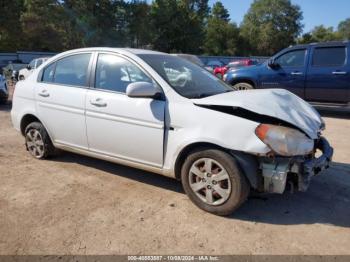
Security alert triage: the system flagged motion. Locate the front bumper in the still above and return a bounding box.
[260,137,333,193]
[299,137,333,191]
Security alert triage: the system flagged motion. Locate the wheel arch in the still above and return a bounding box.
[20,114,42,135]
[174,142,260,190]
[229,78,257,88]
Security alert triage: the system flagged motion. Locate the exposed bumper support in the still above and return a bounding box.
[260,137,333,194]
[299,137,333,191]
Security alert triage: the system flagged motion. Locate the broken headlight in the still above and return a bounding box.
[255,124,314,156]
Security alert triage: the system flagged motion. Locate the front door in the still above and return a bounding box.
[85,53,165,167]
[35,53,92,149]
[260,48,307,98]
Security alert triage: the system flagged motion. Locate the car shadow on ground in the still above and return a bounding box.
[53,152,184,194]
[53,153,350,228]
[232,162,350,227]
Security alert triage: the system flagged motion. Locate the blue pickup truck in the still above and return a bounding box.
[224,41,350,106]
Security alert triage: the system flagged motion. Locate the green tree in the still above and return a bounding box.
[20,0,68,51]
[63,0,128,47]
[240,0,303,55]
[298,25,342,44]
[211,1,229,22]
[150,0,209,53]
[126,0,152,48]
[204,1,240,55]
[0,0,25,51]
[338,18,350,40]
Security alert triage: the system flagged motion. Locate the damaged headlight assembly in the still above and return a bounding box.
[255,124,314,156]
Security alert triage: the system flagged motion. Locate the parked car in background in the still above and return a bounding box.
[214,59,259,79]
[18,57,50,80]
[12,48,333,215]
[0,74,8,104]
[2,63,28,82]
[224,41,350,106]
[204,60,223,73]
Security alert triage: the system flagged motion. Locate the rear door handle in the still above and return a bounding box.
[332,71,347,75]
[38,90,49,97]
[291,71,303,76]
[90,98,107,107]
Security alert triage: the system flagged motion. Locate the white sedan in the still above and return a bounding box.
[11,48,333,215]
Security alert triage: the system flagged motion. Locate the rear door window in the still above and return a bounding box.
[312,47,346,67]
[53,53,91,87]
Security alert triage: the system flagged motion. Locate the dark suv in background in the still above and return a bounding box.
[224,41,350,106]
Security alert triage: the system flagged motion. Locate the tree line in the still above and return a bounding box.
[0,0,349,56]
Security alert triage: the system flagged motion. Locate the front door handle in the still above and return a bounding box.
[332,71,347,75]
[90,98,107,107]
[291,71,303,76]
[38,90,49,97]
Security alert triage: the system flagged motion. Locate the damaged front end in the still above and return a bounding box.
[259,137,333,194]
[193,88,334,194]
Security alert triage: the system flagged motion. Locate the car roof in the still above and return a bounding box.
[289,41,349,50]
[58,47,167,56]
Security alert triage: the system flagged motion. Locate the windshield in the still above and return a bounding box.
[138,54,233,99]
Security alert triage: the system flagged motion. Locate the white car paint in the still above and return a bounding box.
[193,88,323,139]
[11,47,332,199]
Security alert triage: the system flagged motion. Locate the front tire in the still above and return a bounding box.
[232,82,254,90]
[24,122,56,159]
[181,148,250,216]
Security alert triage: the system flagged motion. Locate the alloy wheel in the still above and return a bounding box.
[26,129,45,158]
[188,158,232,206]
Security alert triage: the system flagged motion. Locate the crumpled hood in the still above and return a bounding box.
[192,89,323,139]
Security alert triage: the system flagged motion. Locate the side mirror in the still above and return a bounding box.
[126,82,161,99]
[268,59,279,69]
[27,65,32,70]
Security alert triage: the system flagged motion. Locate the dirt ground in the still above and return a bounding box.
[0,84,349,255]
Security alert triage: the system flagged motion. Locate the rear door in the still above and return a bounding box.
[260,48,308,98]
[305,45,349,103]
[35,52,92,149]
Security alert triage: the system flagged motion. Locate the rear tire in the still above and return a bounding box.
[181,148,250,216]
[232,82,254,90]
[24,122,56,159]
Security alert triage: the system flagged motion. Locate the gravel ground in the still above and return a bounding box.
[0,84,349,255]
